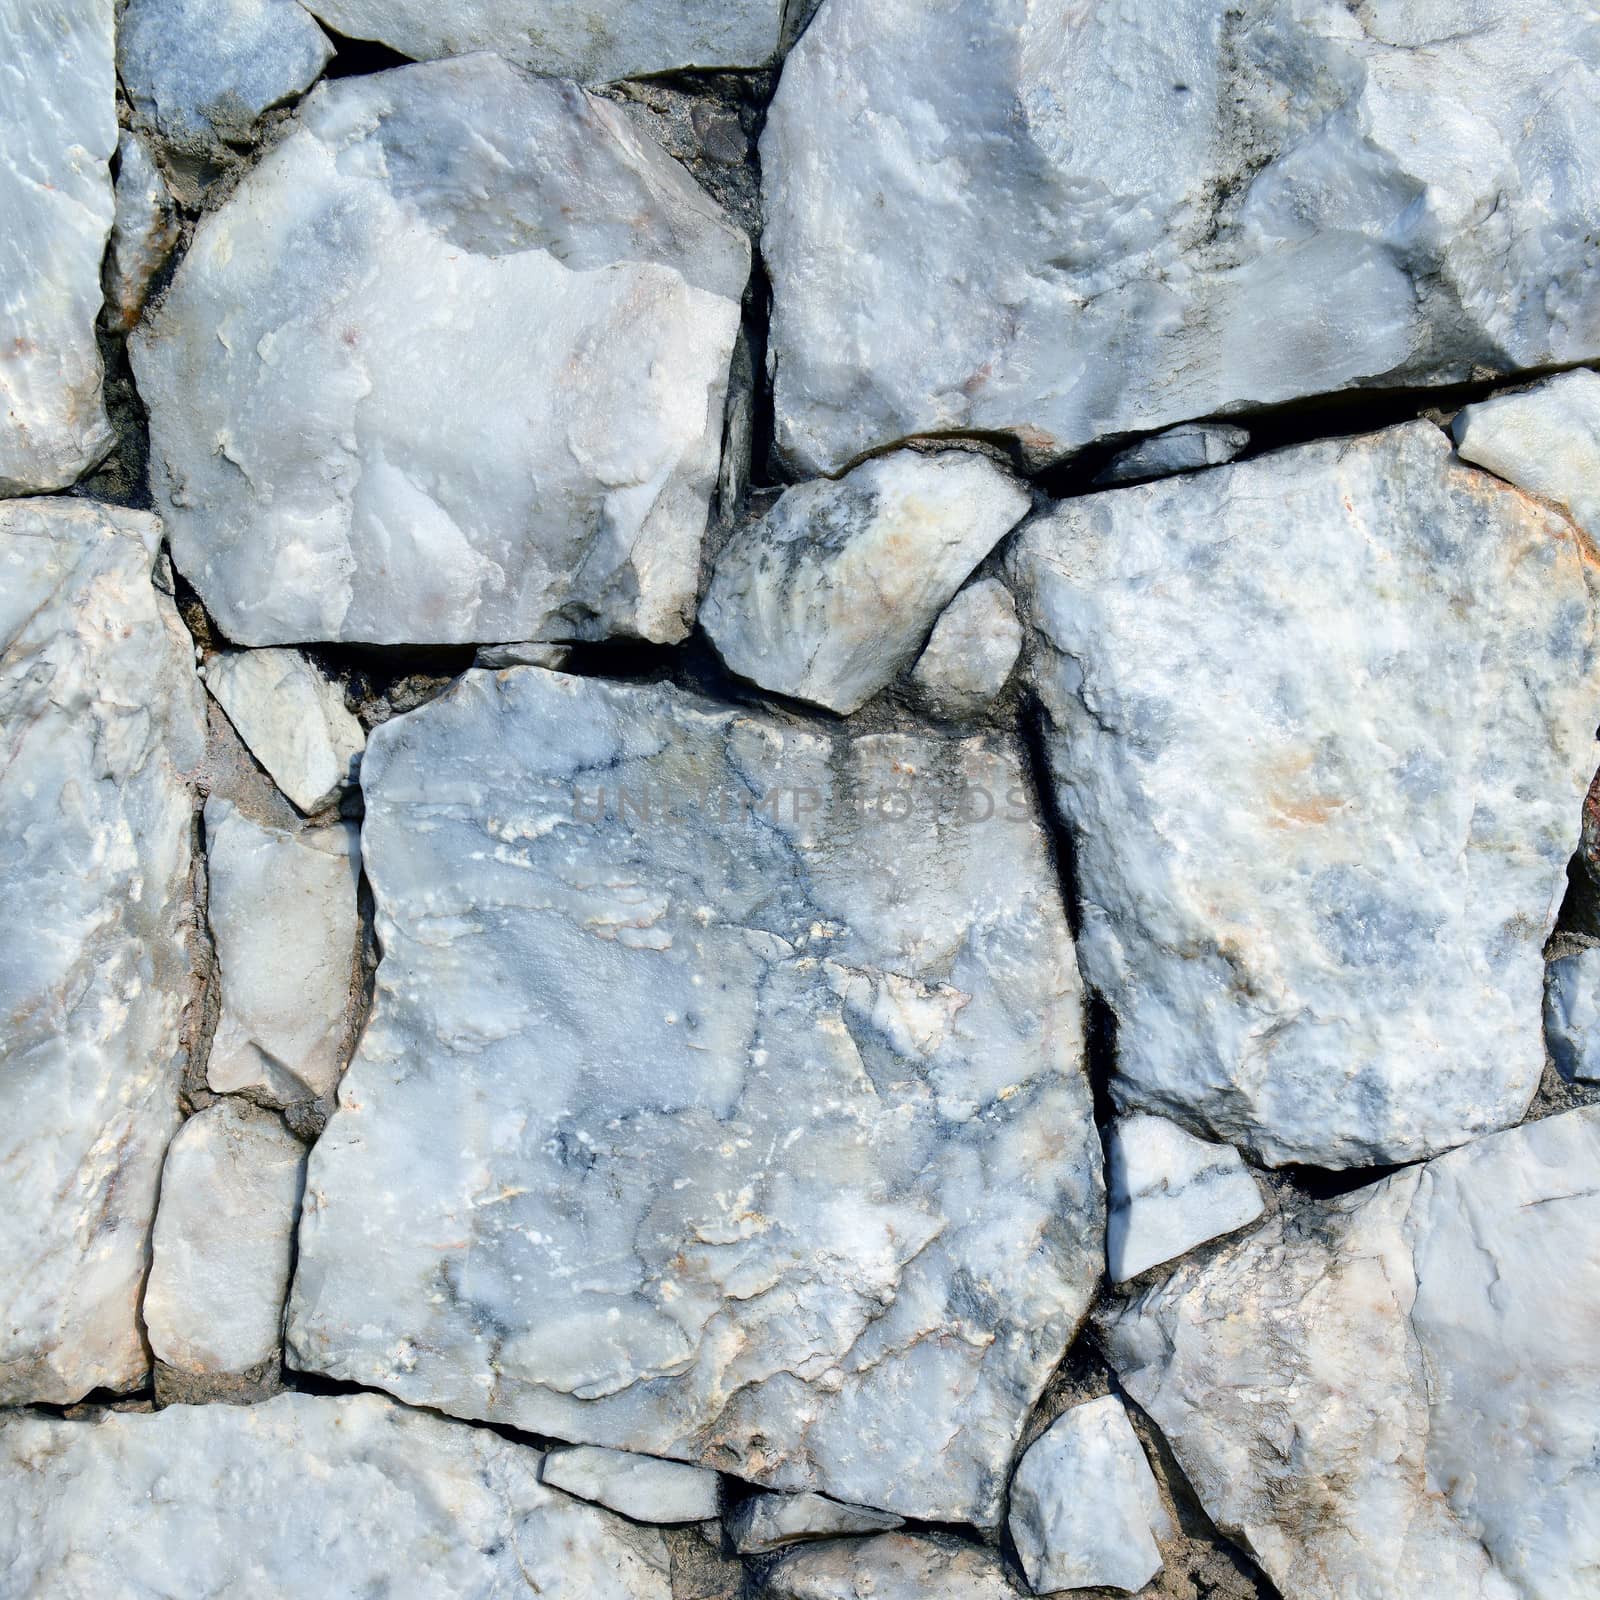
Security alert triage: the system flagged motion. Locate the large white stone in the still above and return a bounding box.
[204,800,361,1105]
[1452,369,1600,538]
[203,649,365,814]
[908,578,1023,720]
[302,0,785,83]
[143,1099,306,1376]
[728,1492,903,1556]
[1106,1115,1265,1283]
[104,130,181,334]
[541,1444,721,1524]
[1007,1396,1167,1594]
[133,56,749,647]
[702,451,1030,715]
[1102,1106,1600,1600]
[1544,947,1600,1084]
[0,1391,672,1598]
[1010,423,1600,1168]
[0,498,205,1403]
[288,668,1100,1525]
[760,1533,1017,1599]
[763,0,1600,476]
[0,0,116,494]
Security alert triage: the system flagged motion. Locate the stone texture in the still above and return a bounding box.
[302,0,785,84]
[760,1533,1017,1599]
[728,1492,903,1556]
[1544,947,1600,1084]
[763,0,1600,476]
[288,668,1100,1525]
[702,451,1031,715]
[1107,1116,1265,1283]
[1452,369,1600,537]
[118,0,332,149]
[908,579,1023,720]
[0,498,205,1403]
[143,1100,305,1377]
[1096,423,1251,486]
[103,130,181,334]
[203,801,360,1105]
[1010,422,1600,1168]
[203,649,365,814]
[1103,1106,1600,1600]
[0,1391,672,1598]
[0,0,116,494]
[542,1444,721,1524]
[1008,1396,1169,1595]
[133,56,749,647]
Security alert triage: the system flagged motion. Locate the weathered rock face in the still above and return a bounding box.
[0,0,116,495]
[908,579,1023,721]
[762,0,1600,476]
[542,1444,722,1525]
[1010,423,1600,1168]
[0,499,205,1403]
[702,451,1031,715]
[1102,1106,1600,1600]
[302,0,786,83]
[728,1492,903,1556]
[104,130,181,335]
[133,55,750,647]
[0,1392,673,1598]
[143,1099,306,1378]
[1544,948,1600,1084]
[288,668,1100,1524]
[760,1533,1018,1599]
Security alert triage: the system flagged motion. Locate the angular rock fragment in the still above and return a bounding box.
[1102,1107,1600,1600]
[1453,369,1600,538]
[0,1391,671,1597]
[702,452,1030,715]
[474,641,569,672]
[1008,1396,1168,1595]
[763,0,1600,476]
[1096,423,1251,487]
[760,1533,1017,1598]
[1544,948,1600,1084]
[0,0,117,494]
[302,0,785,83]
[134,56,749,646]
[1011,423,1600,1167]
[1106,1116,1265,1283]
[908,578,1022,720]
[728,1492,902,1556]
[118,0,332,150]
[542,1445,721,1525]
[204,799,360,1106]
[203,649,365,814]
[142,1100,306,1377]
[288,669,1100,1524]
[103,131,181,334]
[0,499,205,1403]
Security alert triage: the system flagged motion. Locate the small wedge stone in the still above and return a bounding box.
[542,1445,721,1525]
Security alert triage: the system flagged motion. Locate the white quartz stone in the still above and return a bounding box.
[761,1533,1017,1599]
[0,0,116,494]
[1096,423,1251,486]
[0,498,205,1403]
[133,56,750,647]
[908,579,1023,719]
[1102,1106,1600,1600]
[0,1391,671,1598]
[143,1099,306,1376]
[1452,369,1600,538]
[541,1444,721,1524]
[302,0,785,83]
[763,0,1600,476]
[119,0,332,149]
[287,669,1100,1526]
[204,799,361,1105]
[1010,423,1600,1168]
[728,1492,903,1555]
[702,451,1030,715]
[203,649,365,814]
[103,130,181,334]
[1544,947,1600,1085]
[1106,1116,1265,1283]
[1008,1396,1167,1595]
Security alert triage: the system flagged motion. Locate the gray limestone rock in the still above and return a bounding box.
[133,56,750,647]
[1102,1106,1600,1600]
[1010,422,1600,1168]
[541,1444,721,1524]
[760,1533,1018,1598]
[908,579,1023,720]
[727,1492,903,1556]
[0,498,205,1403]
[287,668,1101,1525]
[0,0,117,494]
[1544,947,1600,1085]
[103,130,181,334]
[763,0,1600,475]
[0,1391,672,1598]
[1095,423,1251,486]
